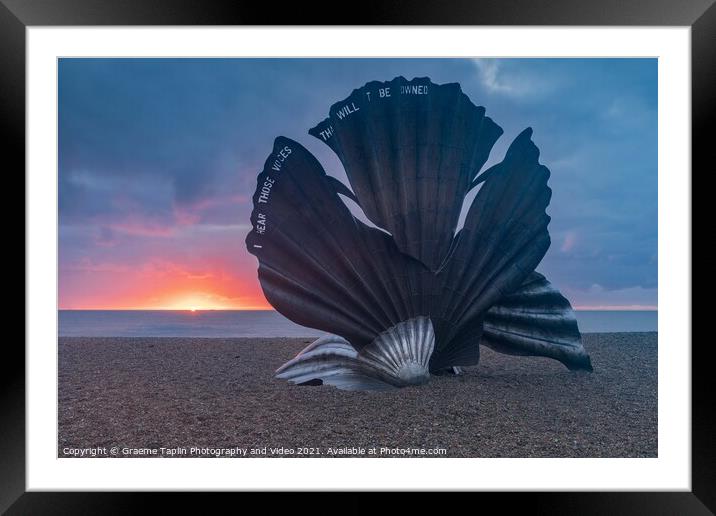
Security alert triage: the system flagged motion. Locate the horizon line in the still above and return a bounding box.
[58,306,658,312]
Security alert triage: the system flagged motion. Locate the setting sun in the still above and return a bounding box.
[157,293,231,311]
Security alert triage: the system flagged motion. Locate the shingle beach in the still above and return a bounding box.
[58,333,657,458]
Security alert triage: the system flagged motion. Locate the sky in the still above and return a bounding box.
[58,58,657,310]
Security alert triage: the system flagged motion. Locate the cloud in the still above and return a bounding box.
[61,257,130,273]
[567,284,658,310]
[602,96,656,133]
[471,59,557,99]
[473,59,520,95]
[95,226,118,247]
[560,230,578,252]
[59,59,254,231]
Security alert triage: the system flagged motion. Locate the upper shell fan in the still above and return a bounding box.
[309,76,503,272]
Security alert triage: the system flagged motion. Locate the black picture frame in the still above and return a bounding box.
[4,0,709,513]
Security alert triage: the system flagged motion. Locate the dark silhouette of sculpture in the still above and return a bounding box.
[246,76,592,390]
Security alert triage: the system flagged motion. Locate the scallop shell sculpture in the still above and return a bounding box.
[246,76,592,391]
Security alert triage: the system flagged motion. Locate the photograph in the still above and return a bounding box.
[57,57,658,459]
[2,0,708,506]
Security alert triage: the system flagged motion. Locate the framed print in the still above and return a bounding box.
[5,0,710,513]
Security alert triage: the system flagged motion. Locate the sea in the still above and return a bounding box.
[58,310,657,338]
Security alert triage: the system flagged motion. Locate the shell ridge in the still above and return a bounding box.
[436,130,551,323]
[275,335,397,390]
[356,316,435,386]
[481,272,591,371]
[428,129,552,367]
[251,136,434,343]
[260,268,379,345]
[258,228,393,335]
[445,231,550,331]
[284,167,401,331]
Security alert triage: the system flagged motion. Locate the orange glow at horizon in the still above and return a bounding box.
[58,257,273,311]
[59,290,273,311]
[143,290,272,311]
[59,256,657,312]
